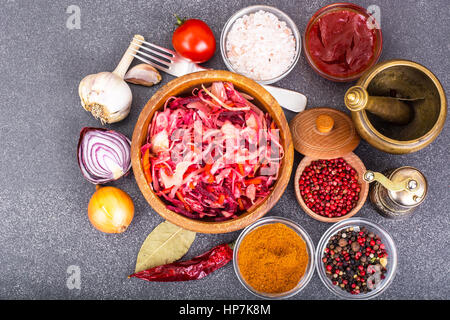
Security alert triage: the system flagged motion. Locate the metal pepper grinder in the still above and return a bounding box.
[363,167,428,219]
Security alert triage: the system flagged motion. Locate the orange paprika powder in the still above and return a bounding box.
[237,223,309,294]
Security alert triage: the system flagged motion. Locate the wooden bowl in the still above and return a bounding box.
[131,70,294,233]
[294,152,369,223]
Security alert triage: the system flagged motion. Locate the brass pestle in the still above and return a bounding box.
[344,86,423,125]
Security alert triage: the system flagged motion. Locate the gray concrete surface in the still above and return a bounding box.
[0,0,448,300]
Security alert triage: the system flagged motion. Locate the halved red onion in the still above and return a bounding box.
[77,127,131,184]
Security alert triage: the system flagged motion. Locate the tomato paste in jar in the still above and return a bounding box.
[306,8,379,79]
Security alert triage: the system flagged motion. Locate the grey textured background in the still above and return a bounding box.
[0,0,448,300]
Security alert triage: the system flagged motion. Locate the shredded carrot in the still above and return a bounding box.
[142,149,152,184]
[244,177,263,185]
[270,121,277,130]
[217,194,226,205]
[176,191,192,212]
[204,163,215,183]
[249,164,259,178]
[160,187,173,194]
[237,198,245,210]
[238,163,245,176]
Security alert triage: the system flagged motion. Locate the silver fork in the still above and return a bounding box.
[129,37,307,113]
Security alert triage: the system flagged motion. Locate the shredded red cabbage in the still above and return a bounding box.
[141,82,283,221]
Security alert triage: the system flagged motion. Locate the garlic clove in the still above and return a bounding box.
[124,64,162,87]
[79,72,132,124]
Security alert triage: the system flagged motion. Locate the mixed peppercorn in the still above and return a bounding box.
[299,158,361,218]
[322,226,388,295]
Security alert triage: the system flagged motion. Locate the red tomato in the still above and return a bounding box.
[172,18,216,63]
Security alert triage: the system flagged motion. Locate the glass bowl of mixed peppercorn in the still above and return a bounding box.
[315,218,397,299]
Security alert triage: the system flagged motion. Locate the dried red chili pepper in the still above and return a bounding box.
[129,242,235,282]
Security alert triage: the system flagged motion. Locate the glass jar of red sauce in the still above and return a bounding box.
[303,3,382,82]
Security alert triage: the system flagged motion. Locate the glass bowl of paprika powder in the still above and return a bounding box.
[316,218,398,299]
[303,2,383,82]
[233,216,315,299]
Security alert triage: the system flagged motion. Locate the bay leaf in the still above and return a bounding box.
[135,221,196,273]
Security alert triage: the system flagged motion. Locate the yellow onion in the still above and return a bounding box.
[88,186,134,233]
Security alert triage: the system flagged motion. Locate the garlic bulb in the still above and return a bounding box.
[79,35,144,124]
[79,72,132,123]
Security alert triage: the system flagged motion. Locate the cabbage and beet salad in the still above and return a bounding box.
[140,81,284,221]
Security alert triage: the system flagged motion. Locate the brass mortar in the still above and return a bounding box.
[344,60,447,154]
